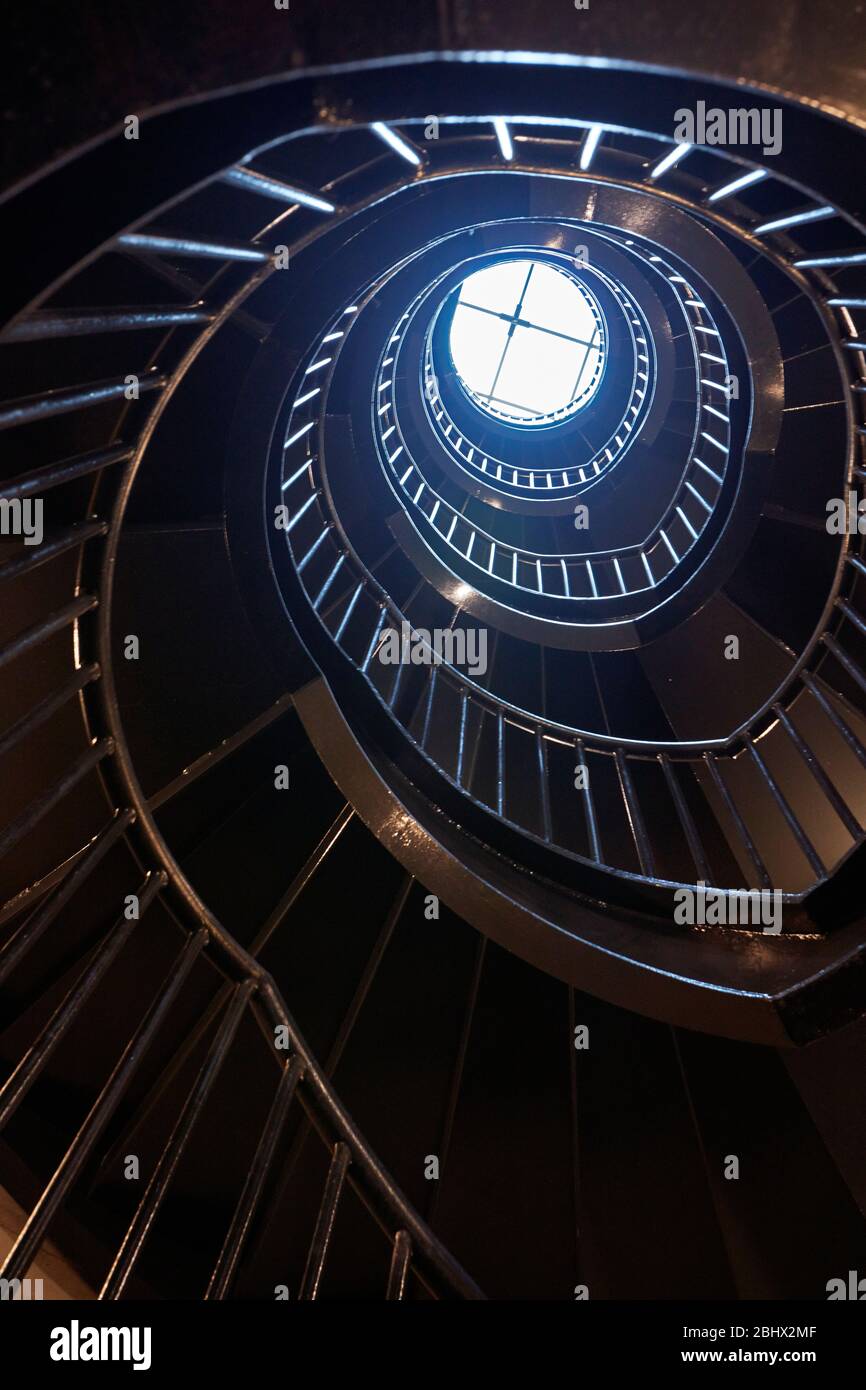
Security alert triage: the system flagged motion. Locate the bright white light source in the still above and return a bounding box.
[371,122,421,166]
[707,168,766,203]
[649,142,691,180]
[580,125,603,171]
[492,118,514,161]
[448,259,606,425]
[754,205,834,236]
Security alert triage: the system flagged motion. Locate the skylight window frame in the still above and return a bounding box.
[444,258,608,429]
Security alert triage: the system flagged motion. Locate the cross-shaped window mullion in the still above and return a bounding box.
[459,299,598,350]
[485,263,535,405]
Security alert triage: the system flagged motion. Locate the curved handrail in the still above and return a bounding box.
[0,58,865,1295]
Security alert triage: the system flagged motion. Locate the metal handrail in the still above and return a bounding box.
[0,56,864,1297]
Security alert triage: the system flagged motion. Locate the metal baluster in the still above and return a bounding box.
[659,753,714,884]
[496,711,505,816]
[1,928,209,1283]
[386,1230,412,1300]
[537,729,552,841]
[0,872,166,1130]
[575,739,601,863]
[456,690,469,785]
[0,596,98,672]
[837,597,866,638]
[117,231,272,263]
[0,739,114,862]
[0,664,100,763]
[615,749,655,876]
[745,738,825,877]
[772,702,862,836]
[100,975,253,1299]
[0,521,108,585]
[0,373,165,429]
[89,807,353,1191]
[802,672,866,768]
[822,633,866,695]
[702,753,772,888]
[362,607,388,673]
[421,666,438,750]
[0,811,134,985]
[298,1142,352,1301]
[206,1055,305,1299]
[0,445,131,499]
[4,308,212,341]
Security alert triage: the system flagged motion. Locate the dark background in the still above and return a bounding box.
[2,0,865,192]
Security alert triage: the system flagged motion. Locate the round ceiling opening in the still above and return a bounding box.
[447,258,607,426]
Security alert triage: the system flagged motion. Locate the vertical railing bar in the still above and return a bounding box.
[421,666,438,750]
[87,807,354,1194]
[0,372,165,430]
[0,738,114,862]
[456,690,468,786]
[0,595,98,672]
[0,810,134,987]
[0,871,165,1132]
[332,581,362,643]
[297,524,331,573]
[361,607,387,673]
[99,975,254,1300]
[386,1230,412,1301]
[0,928,209,1283]
[659,753,714,884]
[614,748,656,877]
[463,694,487,794]
[323,876,413,1079]
[249,988,485,1301]
[298,1141,352,1301]
[771,702,862,838]
[0,444,131,501]
[822,633,866,695]
[252,876,414,1232]
[837,597,866,638]
[0,663,101,763]
[575,739,602,863]
[0,846,93,929]
[745,738,825,876]
[802,672,866,768]
[147,693,294,814]
[205,1054,305,1300]
[702,753,772,888]
[496,711,505,816]
[313,553,344,611]
[537,729,552,841]
[4,308,213,340]
[0,520,108,586]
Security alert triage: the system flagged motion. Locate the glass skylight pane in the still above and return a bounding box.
[519,265,599,343]
[449,303,510,398]
[457,260,530,315]
[493,326,585,418]
[447,257,607,425]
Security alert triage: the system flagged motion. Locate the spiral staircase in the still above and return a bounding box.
[1,52,866,1301]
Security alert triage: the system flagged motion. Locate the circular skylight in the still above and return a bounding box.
[448,259,606,426]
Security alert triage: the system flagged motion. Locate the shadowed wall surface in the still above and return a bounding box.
[2,0,864,191]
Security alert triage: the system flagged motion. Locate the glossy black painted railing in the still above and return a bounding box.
[1,53,866,1299]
